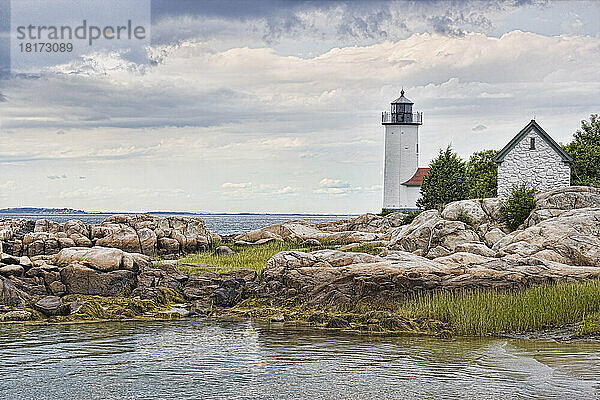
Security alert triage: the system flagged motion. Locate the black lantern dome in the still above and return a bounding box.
[382,89,422,125]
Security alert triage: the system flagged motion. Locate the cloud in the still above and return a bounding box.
[318,178,351,189]
[257,184,299,195]
[222,182,252,189]
[315,178,356,195]
[0,180,14,189]
[47,174,67,180]
[1,3,598,213]
[472,124,488,132]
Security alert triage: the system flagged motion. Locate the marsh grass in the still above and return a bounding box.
[399,280,600,336]
[177,239,322,274]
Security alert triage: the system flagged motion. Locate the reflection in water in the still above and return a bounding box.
[0,319,599,399]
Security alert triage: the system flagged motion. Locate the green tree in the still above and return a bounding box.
[466,149,498,199]
[417,146,469,210]
[563,114,600,187]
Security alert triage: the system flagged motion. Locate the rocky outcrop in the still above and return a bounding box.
[0,247,148,301]
[316,212,406,233]
[493,208,600,267]
[53,247,150,272]
[60,265,136,296]
[0,215,212,258]
[259,249,600,305]
[235,219,383,245]
[524,186,600,227]
[91,215,211,257]
[0,276,31,307]
[388,210,481,258]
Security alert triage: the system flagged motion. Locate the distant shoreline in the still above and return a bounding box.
[0,208,359,217]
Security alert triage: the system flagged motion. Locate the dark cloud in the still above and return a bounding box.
[149,0,545,45]
[337,10,396,39]
[472,124,488,132]
[427,11,493,37]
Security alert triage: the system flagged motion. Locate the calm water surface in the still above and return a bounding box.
[1,319,598,399]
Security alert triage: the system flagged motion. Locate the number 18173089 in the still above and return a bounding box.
[19,42,73,52]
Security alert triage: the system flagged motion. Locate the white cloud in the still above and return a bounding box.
[222,182,252,189]
[318,178,351,189]
[0,180,15,189]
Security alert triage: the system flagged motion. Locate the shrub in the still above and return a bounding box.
[417,146,469,210]
[401,210,422,225]
[466,149,498,198]
[455,210,475,228]
[500,184,536,231]
[379,208,395,216]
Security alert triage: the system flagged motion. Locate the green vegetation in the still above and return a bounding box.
[417,146,469,210]
[0,288,185,324]
[378,208,395,216]
[400,280,600,337]
[455,210,475,228]
[466,149,498,199]
[225,280,600,337]
[177,239,319,275]
[343,242,385,256]
[563,114,600,187]
[499,184,536,231]
[401,210,422,225]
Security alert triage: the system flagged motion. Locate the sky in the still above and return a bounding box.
[0,0,599,213]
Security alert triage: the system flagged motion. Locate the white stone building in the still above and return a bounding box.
[494,120,572,198]
[381,90,428,211]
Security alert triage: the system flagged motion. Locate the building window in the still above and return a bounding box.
[530,137,536,150]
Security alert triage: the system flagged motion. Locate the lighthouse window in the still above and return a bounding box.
[416,143,419,153]
[530,137,536,150]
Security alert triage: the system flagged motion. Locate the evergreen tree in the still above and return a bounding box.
[417,146,469,210]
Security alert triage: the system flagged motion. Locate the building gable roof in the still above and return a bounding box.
[493,120,573,164]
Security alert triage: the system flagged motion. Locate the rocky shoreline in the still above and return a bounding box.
[1,186,600,336]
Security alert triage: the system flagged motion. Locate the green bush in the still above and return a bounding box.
[401,210,422,225]
[379,208,395,216]
[500,184,536,231]
[417,145,469,210]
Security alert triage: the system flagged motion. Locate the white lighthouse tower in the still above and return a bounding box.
[382,90,425,211]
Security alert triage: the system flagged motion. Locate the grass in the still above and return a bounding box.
[177,239,322,275]
[343,242,385,255]
[175,239,600,337]
[219,280,600,337]
[398,280,600,336]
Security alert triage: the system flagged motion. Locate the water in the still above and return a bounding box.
[0,213,355,235]
[1,319,598,399]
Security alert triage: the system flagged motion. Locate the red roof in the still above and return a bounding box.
[402,167,429,186]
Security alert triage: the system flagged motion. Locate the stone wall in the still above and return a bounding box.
[497,126,570,197]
